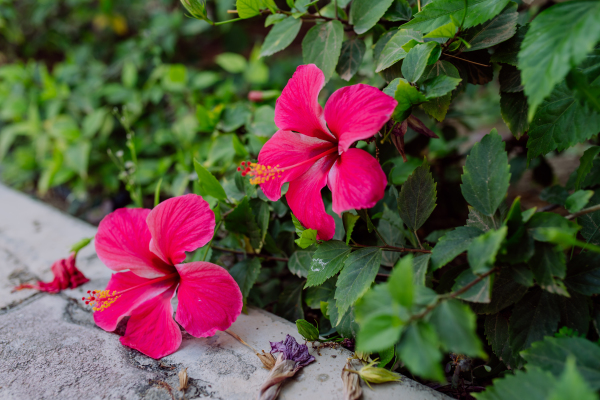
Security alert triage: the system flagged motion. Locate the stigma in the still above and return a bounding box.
[82,289,121,312]
[238,161,283,185]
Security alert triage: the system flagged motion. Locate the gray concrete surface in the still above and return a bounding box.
[0,184,451,400]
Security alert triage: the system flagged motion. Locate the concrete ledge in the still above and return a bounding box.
[0,184,450,400]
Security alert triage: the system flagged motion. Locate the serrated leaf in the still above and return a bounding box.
[490,24,527,66]
[500,91,529,139]
[484,313,521,369]
[260,16,302,57]
[472,274,528,314]
[389,254,414,307]
[518,0,600,119]
[302,20,344,82]
[277,280,305,321]
[402,42,438,83]
[468,226,507,274]
[509,288,560,354]
[499,64,522,93]
[397,322,445,382]
[306,241,352,287]
[397,163,437,231]
[335,247,382,320]
[376,29,423,73]
[420,60,461,121]
[430,299,485,357]
[295,228,317,249]
[461,130,511,216]
[349,0,394,35]
[566,190,593,213]
[475,369,556,400]
[229,258,262,298]
[529,243,568,296]
[424,21,457,39]
[288,250,314,278]
[460,2,518,52]
[384,0,412,21]
[421,74,461,99]
[557,291,590,336]
[575,146,600,191]
[453,269,492,303]
[237,0,272,18]
[565,253,600,296]
[328,297,359,338]
[549,356,598,400]
[527,212,580,242]
[527,82,600,162]
[403,0,510,34]
[383,78,427,121]
[431,226,483,270]
[342,212,360,246]
[522,336,600,390]
[354,284,394,324]
[336,38,366,81]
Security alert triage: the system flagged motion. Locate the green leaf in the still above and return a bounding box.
[296,319,320,341]
[383,78,427,121]
[402,42,439,83]
[288,250,314,278]
[349,0,394,35]
[260,16,302,57]
[388,255,414,307]
[509,289,560,354]
[484,313,521,369]
[527,82,600,162]
[522,336,600,390]
[237,0,273,18]
[518,0,600,119]
[397,322,445,382]
[306,241,352,287]
[431,226,483,270]
[529,242,568,296]
[397,162,437,231]
[490,24,527,66]
[566,190,593,213]
[193,160,227,201]
[452,269,492,303]
[527,212,580,242]
[378,204,407,266]
[500,91,529,139]
[265,13,286,26]
[575,147,600,191]
[383,0,412,21]
[549,356,598,400]
[413,253,430,286]
[328,297,360,338]
[421,74,461,99]
[565,253,600,296]
[471,273,528,314]
[277,280,305,321]
[225,197,262,250]
[468,226,507,274]
[342,212,360,245]
[403,0,510,34]
[296,228,318,249]
[357,313,405,352]
[336,38,366,81]
[461,130,511,216]
[355,284,394,324]
[466,205,504,232]
[475,369,556,400]
[424,21,457,39]
[215,52,247,73]
[302,20,344,82]
[557,291,590,336]
[420,60,461,121]
[430,299,485,357]
[229,258,262,299]
[70,237,93,254]
[460,2,518,52]
[375,29,423,73]
[335,247,383,320]
[305,278,335,309]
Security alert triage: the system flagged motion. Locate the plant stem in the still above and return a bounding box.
[214,17,243,25]
[211,245,289,262]
[334,0,338,19]
[443,53,490,67]
[352,244,431,254]
[417,0,421,12]
[414,230,424,249]
[566,204,600,220]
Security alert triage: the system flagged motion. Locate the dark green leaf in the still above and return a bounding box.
[484,313,521,369]
[430,299,485,357]
[250,198,270,246]
[500,91,529,139]
[413,253,430,286]
[460,2,518,52]
[468,226,507,274]
[452,269,492,303]
[529,243,568,296]
[306,241,352,287]
[565,190,593,213]
[225,197,262,249]
[548,356,598,400]
[540,185,570,207]
[518,0,600,119]
[336,38,366,81]
[349,0,394,35]
[397,162,437,231]
[475,369,556,400]
[499,64,523,93]
[335,247,383,319]
[229,258,262,298]
[575,147,600,190]
[397,322,445,382]
[305,277,335,309]
[565,253,600,296]
[288,250,314,278]
[472,273,528,314]
[421,74,461,99]
[384,0,412,21]
[557,291,590,337]
[527,213,580,242]
[383,78,427,121]
[375,29,423,73]
[302,20,344,82]
[277,280,304,321]
[328,297,359,338]
[580,190,600,246]
[420,60,462,121]
[343,212,361,245]
[402,42,439,83]
[378,204,406,266]
[431,226,483,270]
[260,16,302,57]
[490,24,527,66]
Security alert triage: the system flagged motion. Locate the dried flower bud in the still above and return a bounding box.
[353,360,402,388]
[406,115,438,138]
[258,353,297,400]
[270,334,315,369]
[354,350,372,363]
[341,361,362,400]
[389,119,408,162]
[257,350,276,370]
[178,367,188,391]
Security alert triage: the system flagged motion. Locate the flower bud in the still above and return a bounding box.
[180,0,210,21]
[354,350,371,362]
[296,319,320,342]
[356,361,402,387]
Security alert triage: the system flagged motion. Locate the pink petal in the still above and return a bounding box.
[286,153,338,241]
[328,148,387,215]
[120,282,181,359]
[95,208,174,279]
[257,130,337,201]
[274,64,336,143]
[147,194,215,266]
[175,262,243,337]
[93,271,178,332]
[324,84,397,153]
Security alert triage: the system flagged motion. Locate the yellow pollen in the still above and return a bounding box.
[82,290,121,312]
[247,162,284,185]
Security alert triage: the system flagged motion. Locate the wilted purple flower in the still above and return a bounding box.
[270,335,315,369]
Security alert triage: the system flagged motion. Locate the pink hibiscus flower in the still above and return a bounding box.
[240,64,397,240]
[88,194,243,359]
[13,252,89,293]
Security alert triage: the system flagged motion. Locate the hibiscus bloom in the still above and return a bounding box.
[89,194,243,359]
[13,252,89,293]
[241,64,397,240]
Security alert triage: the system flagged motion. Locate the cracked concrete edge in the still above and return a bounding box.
[0,183,452,399]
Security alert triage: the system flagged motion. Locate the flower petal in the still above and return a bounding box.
[95,208,173,279]
[93,271,178,332]
[175,262,243,338]
[120,282,181,359]
[328,148,387,215]
[257,130,337,201]
[147,194,215,265]
[286,153,338,241]
[324,84,397,153]
[274,64,335,143]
